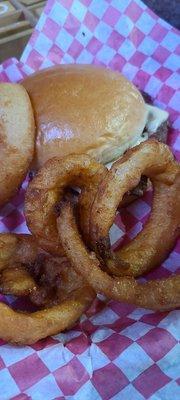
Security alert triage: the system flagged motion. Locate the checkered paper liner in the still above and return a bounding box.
[0,1,180,399]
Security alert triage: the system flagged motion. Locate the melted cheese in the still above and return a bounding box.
[106,104,169,170]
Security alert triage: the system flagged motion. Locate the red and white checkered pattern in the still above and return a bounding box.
[0,1,180,399]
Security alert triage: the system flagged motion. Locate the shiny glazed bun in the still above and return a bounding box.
[23,65,147,169]
[0,83,35,205]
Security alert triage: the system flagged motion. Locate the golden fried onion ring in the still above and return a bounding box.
[0,286,94,345]
[25,155,106,255]
[0,236,95,344]
[57,201,180,311]
[89,141,180,277]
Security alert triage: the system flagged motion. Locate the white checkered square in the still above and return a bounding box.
[76,25,92,46]
[94,20,112,43]
[138,36,158,56]
[121,322,153,341]
[169,92,180,112]
[97,44,116,64]
[35,32,52,55]
[163,251,180,272]
[136,12,156,34]
[164,54,180,72]
[89,0,108,19]
[26,374,62,400]
[5,64,23,82]
[49,2,68,25]
[158,311,180,341]
[71,0,87,21]
[112,0,132,13]
[114,342,153,381]
[77,348,93,376]
[89,344,110,371]
[115,15,134,37]
[90,307,118,326]
[122,63,139,80]
[0,369,20,399]
[55,28,73,52]
[166,73,180,90]
[111,384,145,400]
[91,328,115,343]
[0,345,34,367]
[150,381,180,400]
[161,31,180,51]
[142,57,160,74]
[38,344,74,372]
[157,344,180,379]
[76,48,94,63]
[74,380,100,400]
[144,75,163,96]
[118,39,136,60]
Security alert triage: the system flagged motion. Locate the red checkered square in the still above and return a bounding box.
[125,1,142,22]
[137,328,177,361]
[83,11,99,31]
[31,336,59,352]
[154,66,172,81]
[140,312,168,326]
[153,44,171,64]
[9,354,49,391]
[107,31,125,50]
[66,334,90,355]
[105,317,135,334]
[64,12,80,36]
[68,38,84,58]
[150,23,168,41]
[103,6,120,27]
[54,357,89,396]
[157,84,175,103]
[129,50,146,66]
[92,363,129,399]
[60,0,73,8]
[97,333,133,360]
[81,319,97,335]
[42,17,60,40]
[48,44,64,63]
[26,49,43,70]
[109,53,126,71]
[86,37,102,55]
[133,364,171,398]
[131,26,145,46]
[1,209,24,231]
[134,69,151,89]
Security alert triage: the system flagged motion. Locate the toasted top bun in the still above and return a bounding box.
[23,65,147,169]
[0,83,35,205]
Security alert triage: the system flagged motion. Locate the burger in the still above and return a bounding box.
[23,64,169,171]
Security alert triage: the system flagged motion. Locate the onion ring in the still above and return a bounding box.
[25,153,148,255]
[57,201,180,311]
[25,155,106,255]
[88,140,180,277]
[0,83,35,206]
[0,252,95,344]
[0,285,94,345]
